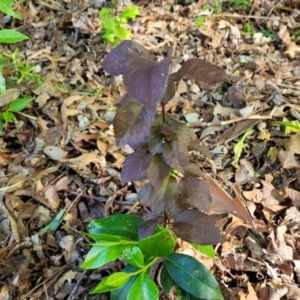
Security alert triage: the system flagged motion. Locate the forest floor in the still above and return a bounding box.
[1,0,300,299]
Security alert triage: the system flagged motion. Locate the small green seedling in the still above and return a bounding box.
[100,6,139,45]
[81,40,229,299]
[231,0,252,10]
[292,29,300,42]
[81,214,223,299]
[271,120,300,135]
[243,22,256,35]
[232,127,253,169]
[2,48,41,85]
[54,84,102,97]
[0,0,30,94]
[0,97,33,135]
[195,17,206,28]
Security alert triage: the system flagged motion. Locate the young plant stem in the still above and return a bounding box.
[161,100,166,123]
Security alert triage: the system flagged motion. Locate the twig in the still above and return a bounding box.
[207,13,300,27]
[190,114,271,128]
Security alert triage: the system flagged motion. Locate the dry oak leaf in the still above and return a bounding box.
[199,20,223,49]
[278,25,300,58]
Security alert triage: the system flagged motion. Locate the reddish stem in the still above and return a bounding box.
[161,101,166,123]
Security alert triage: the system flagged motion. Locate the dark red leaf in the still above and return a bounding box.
[138,215,164,239]
[163,140,189,172]
[188,140,211,158]
[179,176,211,213]
[121,148,152,185]
[162,118,192,152]
[147,154,171,188]
[113,94,154,147]
[207,177,254,225]
[183,163,204,177]
[148,176,190,216]
[169,59,229,91]
[102,40,156,76]
[124,57,171,113]
[172,209,226,245]
[162,81,176,104]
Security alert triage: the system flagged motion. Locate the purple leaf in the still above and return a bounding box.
[150,176,190,216]
[163,140,189,172]
[102,40,156,76]
[179,176,211,213]
[169,59,229,91]
[124,57,171,113]
[147,154,171,188]
[162,81,176,104]
[121,148,152,185]
[172,209,226,245]
[113,94,154,147]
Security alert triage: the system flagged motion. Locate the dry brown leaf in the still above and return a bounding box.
[0,89,21,107]
[60,95,84,129]
[278,25,300,58]
[55,176,71,191]
[0,284,9,300]
[199,20,223,48]
[44,185,60,210]
[276,133,300,169]
[64,152,106,173]
[33,74,59,107]
[43,146,68,161]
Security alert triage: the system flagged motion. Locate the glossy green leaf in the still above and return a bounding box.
[111,266,139,300]
[88,214,143,241]
[80,244,129,269]
[191,244,215,259]
[90,272,132,294]
[127,272,159,300]
[160,266,177,294]
[8,97,33,112]
[164,253,224,300]
[123,246,144,268]
[138,227,175,257]
[0,0,22,20]
[0,29,29,43]
[85,233,136,244]
[2,111,14,123]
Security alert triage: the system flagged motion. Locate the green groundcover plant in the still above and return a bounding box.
[0,0,29,94]
[100,6,139,45]
[81,40,229,299]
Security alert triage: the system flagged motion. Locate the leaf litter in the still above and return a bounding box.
[2,0,300,299]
